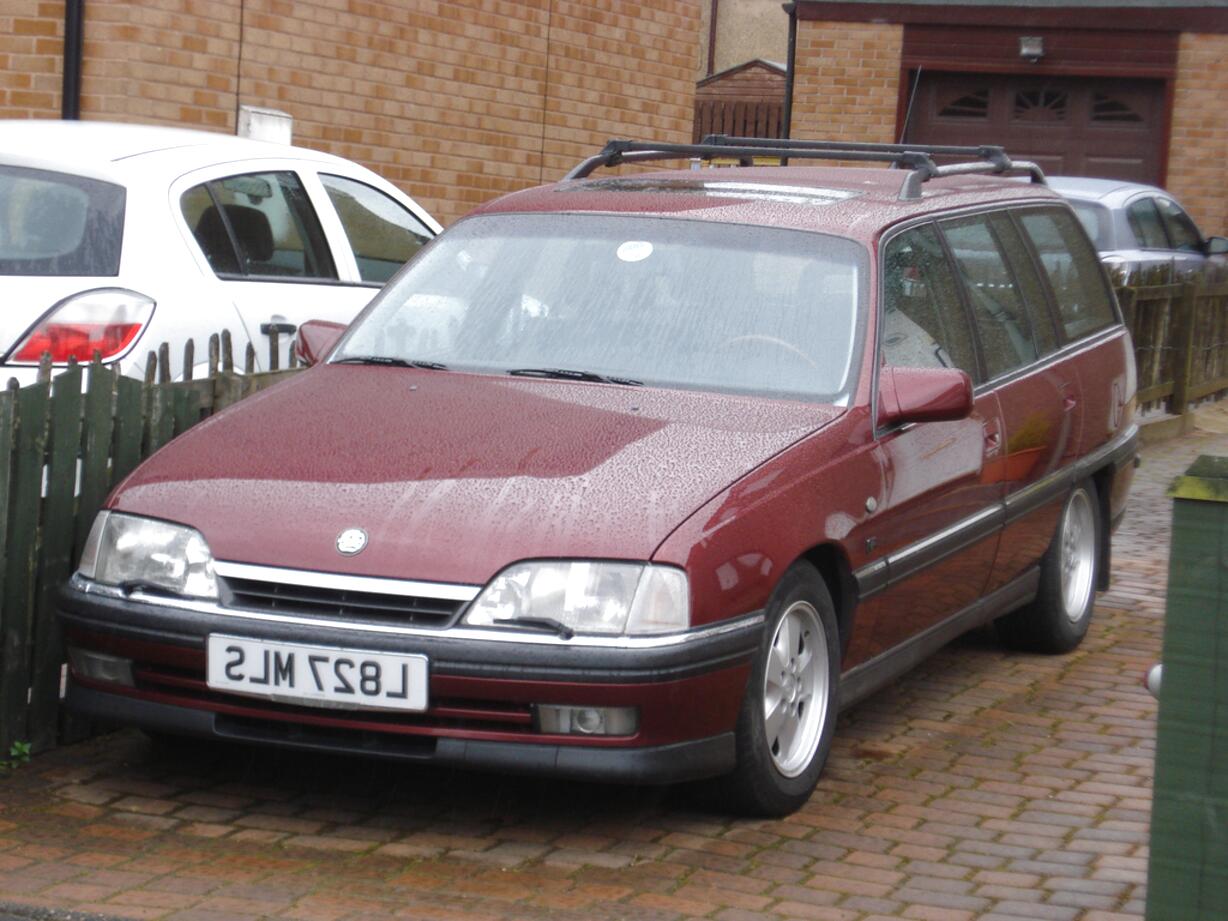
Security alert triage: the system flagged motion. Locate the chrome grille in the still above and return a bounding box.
[214,563,478,628]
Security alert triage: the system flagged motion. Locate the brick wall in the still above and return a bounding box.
[80,0,240,131]
[790,19,902,145]
[538,2,698,182]
[0,0,64,118]
[0,1,698,226]
[1167,32,1228,236]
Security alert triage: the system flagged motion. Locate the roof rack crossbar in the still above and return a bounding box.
[563,139,938,181]
[702,134,1008,163]
[564,137,1046,200]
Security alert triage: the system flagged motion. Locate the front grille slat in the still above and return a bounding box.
[221,575,465,627]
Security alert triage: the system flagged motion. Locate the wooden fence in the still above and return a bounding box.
[0,333,302,754]
[692,98,784,144]
[0,276,1224,755]
[1119,278,1228,414]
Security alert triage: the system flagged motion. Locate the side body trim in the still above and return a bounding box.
[854,422,1138,600]
[840,567,1040,710]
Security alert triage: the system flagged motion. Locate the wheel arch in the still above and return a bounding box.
[798,543,858,658]
[1089,463,1115,591]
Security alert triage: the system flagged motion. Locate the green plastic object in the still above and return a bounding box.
[1147,455,1228,920]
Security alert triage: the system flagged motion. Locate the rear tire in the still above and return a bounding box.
[718,563,840,817]
[996,479,1100,653]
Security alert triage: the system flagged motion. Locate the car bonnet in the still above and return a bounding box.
[107,364,842,586]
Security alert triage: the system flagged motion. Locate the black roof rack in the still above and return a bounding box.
[563,136,1047,200]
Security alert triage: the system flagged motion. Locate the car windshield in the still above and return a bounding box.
[334,214,867,403]
[1067,200,1113,251]
[0,165,126,276]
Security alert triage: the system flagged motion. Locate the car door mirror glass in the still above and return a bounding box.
[1205,236,1228,256]
[879,365,973,428]
[295,319,347,366]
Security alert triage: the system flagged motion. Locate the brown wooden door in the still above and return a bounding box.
[904,72,1165,184]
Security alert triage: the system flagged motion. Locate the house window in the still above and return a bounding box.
[938,89,989,119]
[1013,89,1068,122]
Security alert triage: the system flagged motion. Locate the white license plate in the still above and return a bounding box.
[206,635,428,712]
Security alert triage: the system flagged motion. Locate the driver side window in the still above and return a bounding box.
[881,224,979,380]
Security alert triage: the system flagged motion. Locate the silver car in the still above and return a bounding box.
[1048,176,1228,284]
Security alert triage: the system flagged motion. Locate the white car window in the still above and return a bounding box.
[1155,197,1203,253]
[181,171,337,281]
[0,165,125,276]
[320,174,433,284]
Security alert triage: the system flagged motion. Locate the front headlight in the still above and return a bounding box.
[77,511,218,599]
[464,561,689,636]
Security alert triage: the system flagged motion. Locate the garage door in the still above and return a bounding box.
[904,73,1165,184]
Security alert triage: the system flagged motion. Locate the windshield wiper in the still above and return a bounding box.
[506,617,576,640]
[334,356,448,370]
[508,367,642,386]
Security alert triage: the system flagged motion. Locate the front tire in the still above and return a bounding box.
[720,563,840,817]
[997,479,1101,653]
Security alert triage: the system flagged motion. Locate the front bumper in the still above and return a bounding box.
[66,681,734,783]
[58,575,761,783]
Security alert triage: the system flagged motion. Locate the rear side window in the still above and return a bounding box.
[881,224,978,380]
[0,165,125,276]
[1126,198,1168,249]
[1018,209,1117,341]
[181,171,337,280]
[941,214,1039,379]
[320,174,432,284]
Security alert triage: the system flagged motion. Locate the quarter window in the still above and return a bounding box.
[321,174,433,284]
[182,171,337,280]
[881,225,978,379]
[941,215,1038,379]
[1125,198,1169,250]
[1018,209,1117,341]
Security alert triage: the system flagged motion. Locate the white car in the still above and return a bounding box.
[0,120,441,386]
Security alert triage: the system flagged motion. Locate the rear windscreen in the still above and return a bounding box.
[0,165,125,276]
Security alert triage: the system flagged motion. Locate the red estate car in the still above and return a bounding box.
[59,138,1137,815]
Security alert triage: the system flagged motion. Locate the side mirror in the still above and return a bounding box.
[879,365,974,428]
[294,320,346,367]
[1205,236,1228,256]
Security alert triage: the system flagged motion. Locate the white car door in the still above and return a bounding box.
[170,163,362,370]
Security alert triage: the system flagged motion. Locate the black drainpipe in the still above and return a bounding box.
[782,2,797,140]
[61,0,84,119]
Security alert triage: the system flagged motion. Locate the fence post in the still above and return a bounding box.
[1169,281,1198,416]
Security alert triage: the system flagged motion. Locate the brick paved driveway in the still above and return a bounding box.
[2,409,1226,921]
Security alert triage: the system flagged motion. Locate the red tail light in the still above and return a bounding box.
[9,288,155,365]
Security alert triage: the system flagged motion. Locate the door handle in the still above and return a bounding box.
[1063,394,1077,412]
[260,321,297,336]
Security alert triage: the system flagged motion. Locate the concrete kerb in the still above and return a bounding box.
[1138,400,1228,446]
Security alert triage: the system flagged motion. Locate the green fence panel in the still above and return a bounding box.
[111,375,144,485]
[0,391,14,590]
[171,386,192,437]
[145,385,174,457]
[0,382,51,751]
[74,363,117,564]
[29,364,84,751]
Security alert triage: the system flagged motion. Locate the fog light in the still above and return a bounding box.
[535,704,638,736]
[68,647,134,687]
